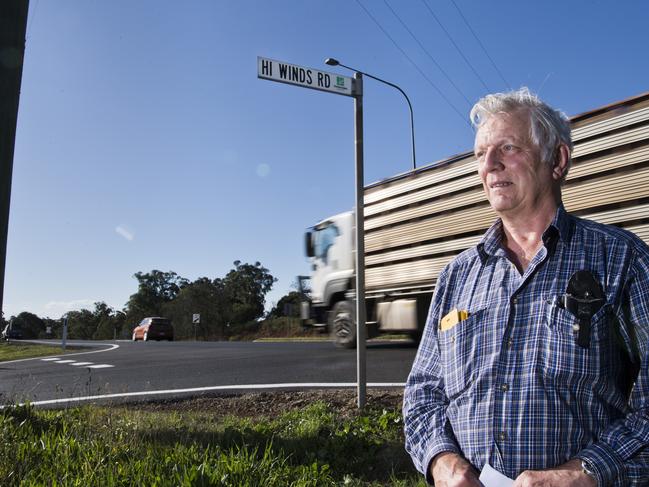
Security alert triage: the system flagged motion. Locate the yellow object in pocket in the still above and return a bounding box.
[440,308,469,331]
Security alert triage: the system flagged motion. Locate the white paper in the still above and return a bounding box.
[479,463,514,487]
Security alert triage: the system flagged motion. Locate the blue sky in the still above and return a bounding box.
[6,0,649,319]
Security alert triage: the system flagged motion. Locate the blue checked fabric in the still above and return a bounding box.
[403,206,649,485]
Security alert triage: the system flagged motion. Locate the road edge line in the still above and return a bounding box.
[1,382,406,408]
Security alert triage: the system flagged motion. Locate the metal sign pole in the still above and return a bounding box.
[353,72,367,409]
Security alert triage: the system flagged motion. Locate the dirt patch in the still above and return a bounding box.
[127,389,404,419]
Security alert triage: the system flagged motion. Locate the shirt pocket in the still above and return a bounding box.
[541,301,611,385]
[439,308,487,400]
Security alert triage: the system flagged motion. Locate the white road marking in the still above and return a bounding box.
[41,358,112,368]
[4,343,120,365]
[3,382,406,408]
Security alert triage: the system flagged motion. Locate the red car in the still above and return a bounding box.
[132,317,174,341]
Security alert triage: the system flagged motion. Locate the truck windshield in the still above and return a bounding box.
[314,223,339,264]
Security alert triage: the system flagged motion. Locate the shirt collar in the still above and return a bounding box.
[547,204,573,244]
[477,219,504,261]
[476,205,573,262]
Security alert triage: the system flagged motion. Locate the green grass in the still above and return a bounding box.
[0,399,426,486]
[0,342,75,362]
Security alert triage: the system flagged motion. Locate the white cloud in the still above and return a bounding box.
[256,163,271,178]
[45,299,96,316]
[115,225,134,241]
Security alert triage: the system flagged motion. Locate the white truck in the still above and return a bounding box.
[302,91,649,348]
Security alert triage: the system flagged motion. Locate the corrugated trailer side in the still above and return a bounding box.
[363,92,649,296]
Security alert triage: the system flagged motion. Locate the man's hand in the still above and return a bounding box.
[513,459,597,487]
[430,452,482,487]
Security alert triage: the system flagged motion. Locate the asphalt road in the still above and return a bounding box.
[0,340,418,406]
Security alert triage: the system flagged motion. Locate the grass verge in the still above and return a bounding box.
[0,391,425,486]
[0,341,75,362]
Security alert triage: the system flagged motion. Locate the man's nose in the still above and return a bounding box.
[482,147,502,171]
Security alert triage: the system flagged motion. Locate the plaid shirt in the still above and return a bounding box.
[403,206,649,485]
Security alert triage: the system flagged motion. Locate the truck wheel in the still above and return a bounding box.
[330,300,356,349]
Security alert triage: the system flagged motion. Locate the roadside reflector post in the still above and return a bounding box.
[192,313,200,341]
[62,316,68,350]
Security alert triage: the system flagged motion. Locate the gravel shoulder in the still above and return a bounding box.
[128,389,405,419]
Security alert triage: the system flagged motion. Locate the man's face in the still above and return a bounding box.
[474,111,555,218]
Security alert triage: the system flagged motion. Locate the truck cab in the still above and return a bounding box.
[303,212,354,337]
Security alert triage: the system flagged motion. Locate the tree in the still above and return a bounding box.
[125,270,188,323]
[223,261,277,327]
[163,277,228,340]
[66,308,96,340]
[11,311,45,338]
[63,302,113,340]
[268,291,303,318]
[42,317,59,337]
[92,304,126,340]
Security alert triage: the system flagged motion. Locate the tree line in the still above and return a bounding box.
[2,261,304,341]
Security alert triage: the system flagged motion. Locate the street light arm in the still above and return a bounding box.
[330,60,416,170]
[361,73,416,172]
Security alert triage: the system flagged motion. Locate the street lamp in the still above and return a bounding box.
[325,58,417,170]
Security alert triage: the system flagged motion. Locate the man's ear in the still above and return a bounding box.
[552,144,571,181]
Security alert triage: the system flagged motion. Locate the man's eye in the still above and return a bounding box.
[502,144,515,152]
[475,151,484,160]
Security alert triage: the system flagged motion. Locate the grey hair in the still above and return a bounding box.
[470,87,573,174]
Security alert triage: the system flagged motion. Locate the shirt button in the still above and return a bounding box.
[498,432,507,441]
[506,338,513,349]
[500,383,509,392]
[511,297,518,304]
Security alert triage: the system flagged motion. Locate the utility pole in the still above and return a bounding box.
[0,0,30,319]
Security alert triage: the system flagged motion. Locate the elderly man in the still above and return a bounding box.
[403,88,649,486]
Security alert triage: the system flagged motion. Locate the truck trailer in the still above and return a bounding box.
[302,91,649,348]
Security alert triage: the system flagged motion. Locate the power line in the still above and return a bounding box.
[383,0,472,107]
[354,0,471,127]
[420,0,491,92]
[449,0,511,90]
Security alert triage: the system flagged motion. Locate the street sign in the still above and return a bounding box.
[192,314,200,324]
[257,57,356,97]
